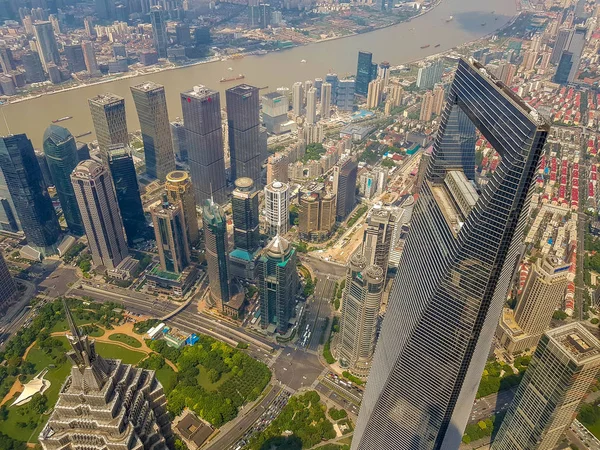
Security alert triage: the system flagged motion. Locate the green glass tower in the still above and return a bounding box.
[258,234,298,334]
[43,125,85,236]
[203,198,230,310]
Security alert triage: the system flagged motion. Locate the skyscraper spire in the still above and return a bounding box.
[62,298,81,342]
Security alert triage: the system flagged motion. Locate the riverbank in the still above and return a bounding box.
[5,0,449,105]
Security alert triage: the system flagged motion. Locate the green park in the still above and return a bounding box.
[0,297,272,449]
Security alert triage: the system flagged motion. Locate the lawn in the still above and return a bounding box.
[0,339,72,443]
[108,333,142,348]
[197,365,232,391]
[50,319,104,337]
[94,342,146,364]
[155,364,178,394]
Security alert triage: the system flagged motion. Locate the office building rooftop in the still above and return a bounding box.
[549,324,600,363]
[131,81,164,92]
[88,93,124,105]
[182,85,217,100]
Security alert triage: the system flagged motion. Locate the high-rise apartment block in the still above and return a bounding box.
[181,85,228,205]
[492,323,600,450]
[165,171,199,246]
[264,180,289,236]
[334,158,357,221]
[42,125,84,236]
[258,234,298,334]
[337,253,384,378]
[306,87,317,125]
[356,51,377,96]
[81,41,100,76]
[416,59,444,89]
[71,160,128,270]
[107,145,147,245]
[361,206,397,276]
[432,84,445,115]
[321,82,332,120]
[39,302,172,450]
[0,134,60,255]
[292,81,304,116]
[420,91,434,121]
[88,93,128,162]
[352,58,549,450]
[151,197,190,274]
[150,6,168,58]
[366,79,382,109]
[262,91,290,135]
[203,198,230,310]
[226,84,263,185]
[130,81,176,180]
[497,255,570,354]
[33,21,60,71]
[337,79,356,111]
[232,177,260,252]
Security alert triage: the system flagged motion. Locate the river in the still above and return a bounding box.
[1,0,516,147]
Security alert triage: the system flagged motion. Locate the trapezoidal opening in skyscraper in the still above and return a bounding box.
[352,57,550,450]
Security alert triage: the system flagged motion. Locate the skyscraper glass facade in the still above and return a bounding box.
[203,199,230,310]
[130,81,176,180]
[107,146,147,245]
[356,51,377,96]
[181,86,228,205]
[43,125,85,236]
[0,134,60,254]
[226,84,262,185]
[352,58,550,450]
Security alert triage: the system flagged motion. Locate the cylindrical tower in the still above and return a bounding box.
[337,253,385,378]
[165,170,199,246]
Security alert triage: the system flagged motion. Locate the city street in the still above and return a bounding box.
[305,276,336,352]
[469,387,517,423]
[273,348,324,390]
[315,382,360,417]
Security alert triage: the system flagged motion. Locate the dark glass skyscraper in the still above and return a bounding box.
[22,51,45,83]
[0,252,17,315]
[181,85,228,205]
[33,21,60,72]
[43,125,85,236]
[107,145,146,245]
[130,81,176,180]
[232,177,259,252]
[258,234,298,334]
[0,134,60,254]
[334,158,357,221]
[226,84,263,186]
[352,58,550,450]
[203,198,230,310]
[64,44,86,73]
[150,7,168,58]
[355,51,377,96]
[553,26,586,84]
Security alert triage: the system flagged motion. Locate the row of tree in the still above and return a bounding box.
[245,391,335,449]
[149,335,271,427]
